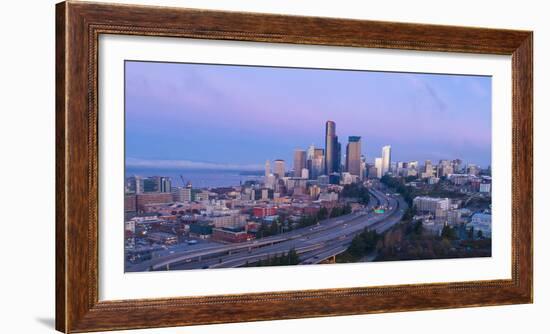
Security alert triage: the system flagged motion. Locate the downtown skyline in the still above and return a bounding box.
[125,61,492,170]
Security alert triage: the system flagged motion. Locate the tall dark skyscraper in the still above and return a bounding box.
[325,121,340,174]
[293,149,306,177]
[346,136,362,176]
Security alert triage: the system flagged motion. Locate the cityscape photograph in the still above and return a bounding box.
[124,61,492,272]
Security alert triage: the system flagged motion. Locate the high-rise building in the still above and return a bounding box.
[159,176,171,193]
[438,160,454,177]
[360,155,367,181]
[172,186,192,202]
[293,149,306,177]
[325,121,338,174]
[141,176,171,193]
[467,164,480,176]
[375,157,383,178]
[381,145,391,176]
[265,174,276,190]
[143,177,159,192]
[125,176,143,194]
[261,188,269,200]
[274,159,285,178]
[421,160,434,179]
[346,136,361,176]
[307,145,315,161]
[309,148,325,179]
[265,160,270,177]
[336,139,342,173]
[452,159,463,173]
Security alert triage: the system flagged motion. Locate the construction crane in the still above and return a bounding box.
[180,175,192,188]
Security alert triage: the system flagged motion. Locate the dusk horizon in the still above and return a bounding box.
[125,61,491,168]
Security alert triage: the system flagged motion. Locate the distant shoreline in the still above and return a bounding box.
[125,167,262,189]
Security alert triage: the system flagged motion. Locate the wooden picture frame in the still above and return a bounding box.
[56,1,533,332]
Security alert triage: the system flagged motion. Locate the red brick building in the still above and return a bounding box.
[252,206,277,218]
[212,228,252,243]
[136,193,173,211]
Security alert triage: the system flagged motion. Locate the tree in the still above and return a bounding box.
[363,230,379,251]
[468,226,474,239]
[330,206,343,218]
[288,248,300,265]
[413,220,423,235]
[441,224,458,240]
[343,203,352,215]
[342,183,370,204]
[348,235,366,257]
[317,207,329,220]
[477,230,484,239]
[269,220,279,236]
[405,175,417,182]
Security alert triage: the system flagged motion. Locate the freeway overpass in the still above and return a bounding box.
[206,190,406,269]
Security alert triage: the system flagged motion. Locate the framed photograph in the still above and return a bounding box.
[56,1,532,332]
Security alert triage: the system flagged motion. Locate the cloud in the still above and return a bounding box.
[126,157,263,171]
[407,76,447,113]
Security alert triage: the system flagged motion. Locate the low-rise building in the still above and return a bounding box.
[319,192,338,202]
[124,194,137,212]
[413,196,450,213]
[446,209,463,225]
[147,232,178,245]
[479,183,491,193]
[189,222,214,238]
[212,227,252,243]
[468,213,492,238]
[252,206,278,218]
[136,192,173,211]
[413,196,451,222]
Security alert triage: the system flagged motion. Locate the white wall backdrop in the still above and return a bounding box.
[0,0,546,333]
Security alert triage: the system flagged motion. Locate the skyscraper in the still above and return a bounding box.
[293,149,306,177]
[421,160,434,178]
[159,176,171,193]
[360,155,367,181]
[307,145,315,162]
[325,121,337,174]
[313,148,325,178]
[346,136,361,176]
[274,159,285,178]
[375,157,383,178]
[335,139,341,173]
[265,160,271,177]
[381,145,391,176]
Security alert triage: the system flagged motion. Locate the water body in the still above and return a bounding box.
[125,168,263,189]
